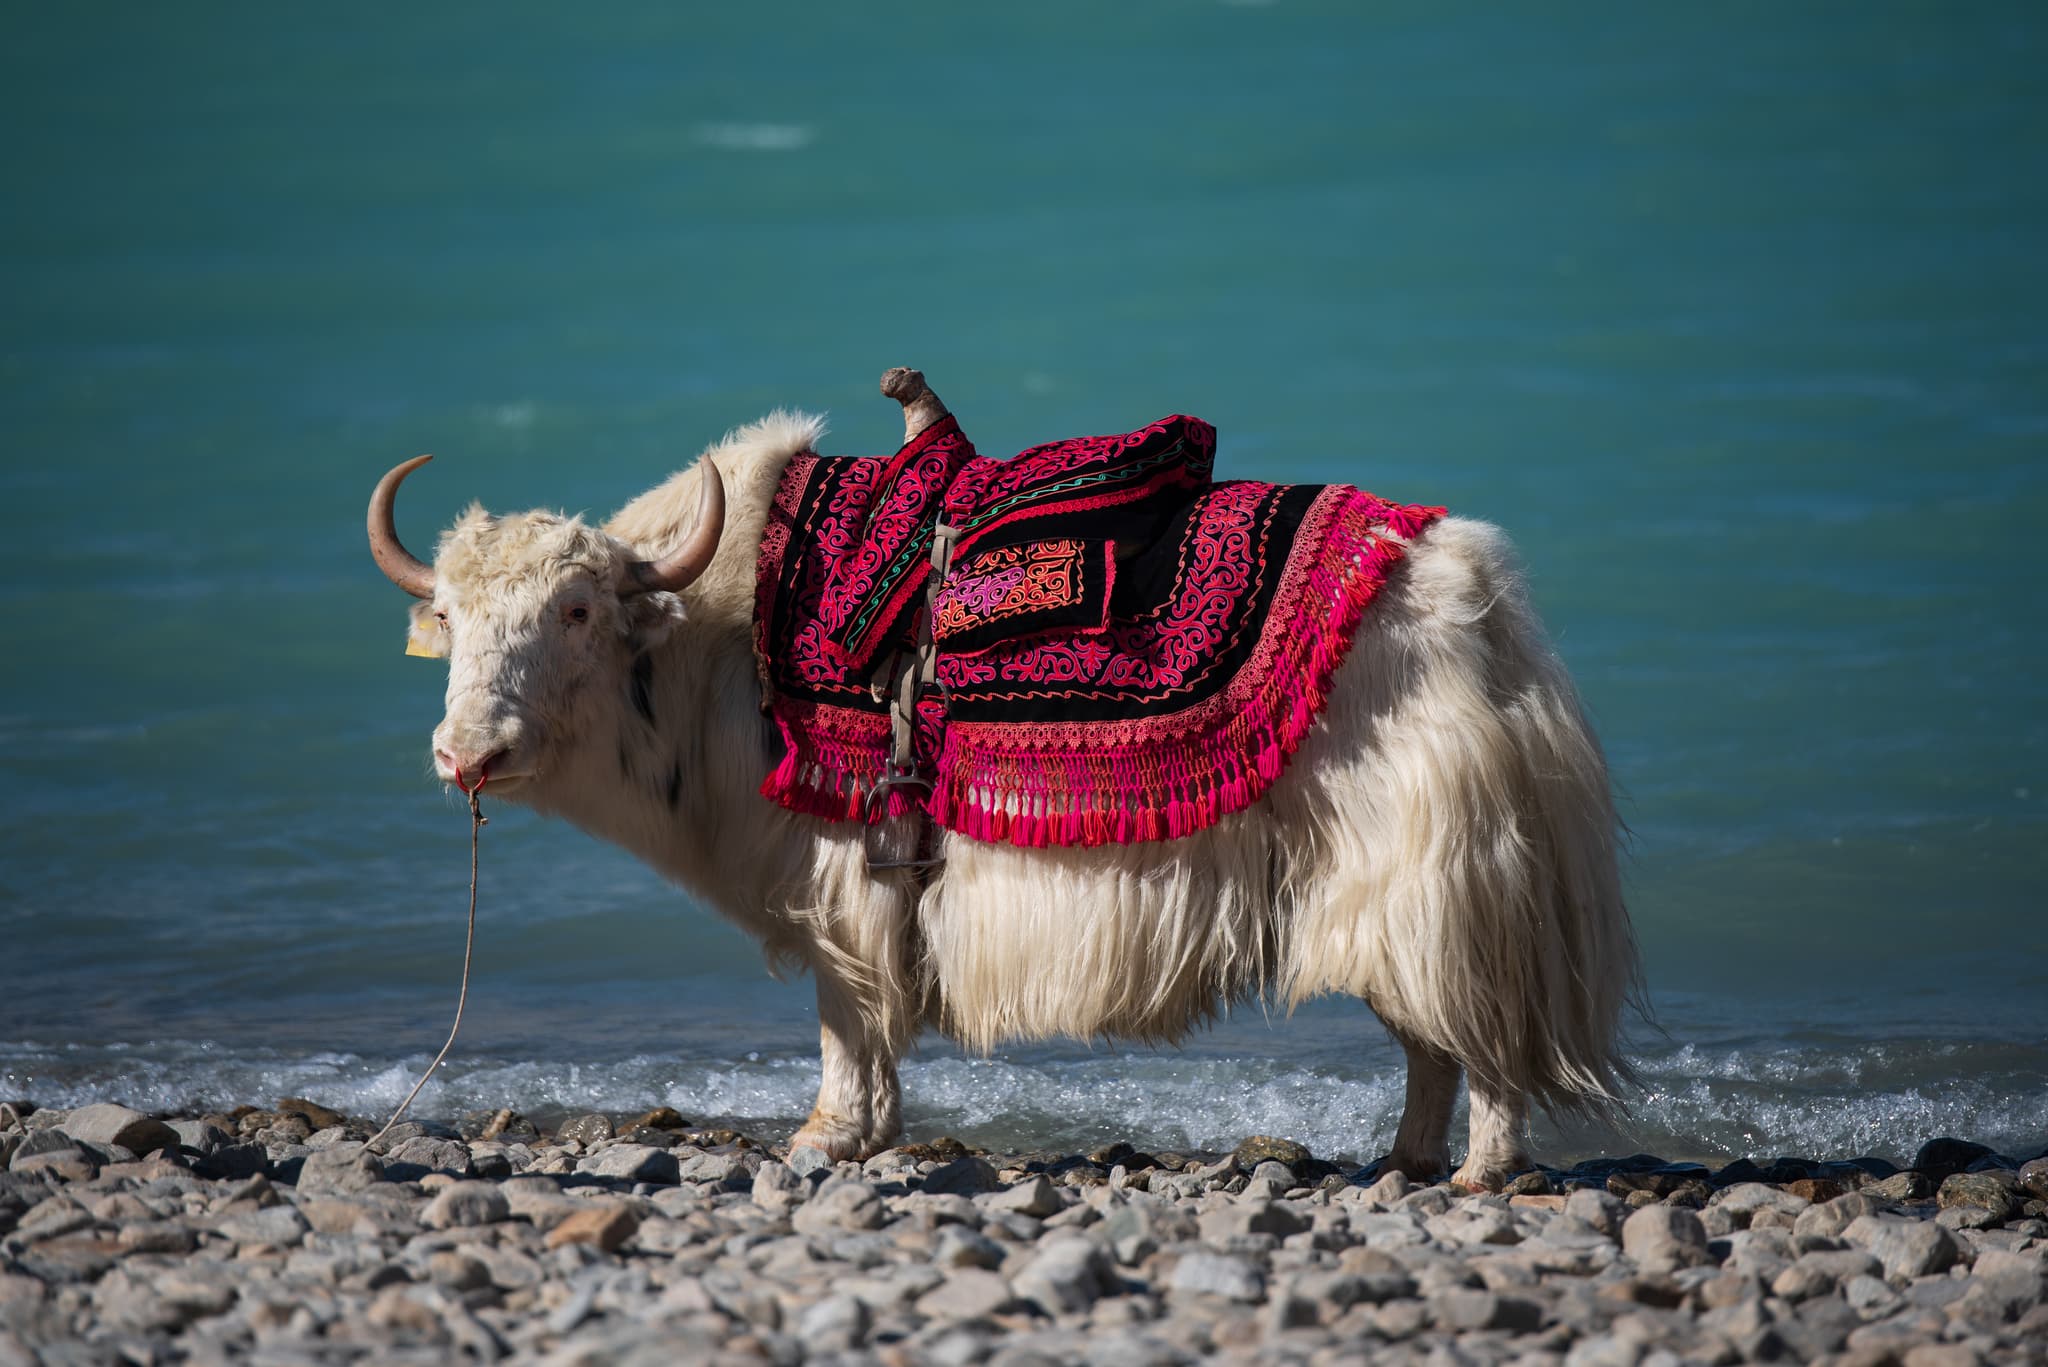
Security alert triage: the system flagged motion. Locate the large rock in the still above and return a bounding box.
[1938,1170,2021,1224]
[1564,1186,1626,1239]
[1868,1170,1936,1201]
[214,1204,309,1247]
[923,1157,1001,1197]
[978,1174,1060,1219]
[1620,1203,1712,1272]
[1170,1252,1266,1302]
[1012,1235,1113,1315]
[577,1143,681,1185]
[556,1113,613,1147]
[544,1203,640,1252]
[1100,1200,1196,1265]
[1350,1169,1411,1207]
[931,1224,1005,1270]
[1793,1191,1890,1241]
[1842,1214,1963,1281]
[58,1104,177,1157]
[1912,1138,1993,1181]
[915,1268,1015,1320]
[674,1150,748,1186]
[382,1136,471,1177]
[422,1181,510,1229]
[792,1178,886,1234]
[752,1161,804,1212]
[1199,1198,1309,1242]
[12,1147,95,1182]
[273,1098,346,1131]
[295,1143,385,1195]
[1234,1135,1311,1170]
[796,1293,870,1352]
[785,1145,835,1178]
[1430,1289,1543,1332]
[1950,1248,2047,1325]
[1712,1182,1810,1223]
[1770,1248,1883,1301]
[167,1120,229,1154]
[2019,1157,2048,1201]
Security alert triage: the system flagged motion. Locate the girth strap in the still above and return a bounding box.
[866,520,960,873]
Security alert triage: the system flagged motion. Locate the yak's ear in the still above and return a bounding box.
[405,601,449,659]
[622,591,685,652]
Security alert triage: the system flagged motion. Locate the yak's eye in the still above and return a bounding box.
[567,604,589,624]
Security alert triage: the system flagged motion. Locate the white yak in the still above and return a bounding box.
[366,370,1640,1189]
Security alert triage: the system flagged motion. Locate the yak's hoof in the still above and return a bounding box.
[1379,1150,1451,1184]
[1450,1157,1525,1193]
[787,1122,867,1164]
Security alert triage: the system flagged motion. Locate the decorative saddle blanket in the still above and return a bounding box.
[751,413,1445,847]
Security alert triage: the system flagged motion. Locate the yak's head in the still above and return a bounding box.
[367,455,724,795]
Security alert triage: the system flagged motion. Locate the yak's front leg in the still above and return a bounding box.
[866,1050,901,1154]
[789,976,900,1162]
[1382,1034,1459,1181]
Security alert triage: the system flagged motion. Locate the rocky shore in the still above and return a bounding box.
[3,1100,2045,1365]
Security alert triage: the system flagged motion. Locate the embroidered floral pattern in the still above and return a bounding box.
[930,539,1113,656]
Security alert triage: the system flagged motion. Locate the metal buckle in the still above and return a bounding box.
[863,762,944,872]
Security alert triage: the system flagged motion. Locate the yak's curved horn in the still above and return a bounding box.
[368,455,436,600]
[621,460,725,596]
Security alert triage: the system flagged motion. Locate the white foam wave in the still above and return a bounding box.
[4,1037,2041,1166]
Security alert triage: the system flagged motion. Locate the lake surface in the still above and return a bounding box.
[3,1,2043,1165]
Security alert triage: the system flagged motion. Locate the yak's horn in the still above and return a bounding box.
[881,367,949,444]
[368,455,436,600]
[622,460,725,596]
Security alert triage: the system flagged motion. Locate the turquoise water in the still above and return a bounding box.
[3,3,2044,1164]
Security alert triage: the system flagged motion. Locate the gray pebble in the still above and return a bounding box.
[296,1142,386,1195]
[792,1177,886,1234]
[215,1203,310,1247]
[924,1156,1002,1197]
[916,1267,1017,1319]
[932,1223,1006,1270]
[421,1180,508,1229]
[1564,1187,1625,1239]
[58,1103,178,1157]
[980,1174,1061,1219]
[577,1142,681,1184]
[1621,1204,1712,1273]
[785,1144,835,1178]
[1012,1235,1111,1315]
[1843,1214,1963,1281]
[751,1159,803,1212]
[1169,1252,1265,1302]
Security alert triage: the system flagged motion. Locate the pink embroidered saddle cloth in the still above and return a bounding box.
[752,414,1445,847]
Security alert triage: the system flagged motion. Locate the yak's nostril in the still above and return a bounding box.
[436,747,508,782]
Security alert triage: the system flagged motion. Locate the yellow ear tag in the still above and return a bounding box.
[405,605,449,659]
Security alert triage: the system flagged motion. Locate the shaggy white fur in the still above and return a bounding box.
[413,410,1640,1188]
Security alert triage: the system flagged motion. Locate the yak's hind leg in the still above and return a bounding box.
[1452,1078,1530,1191]
[1382,1034,1458,1181]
